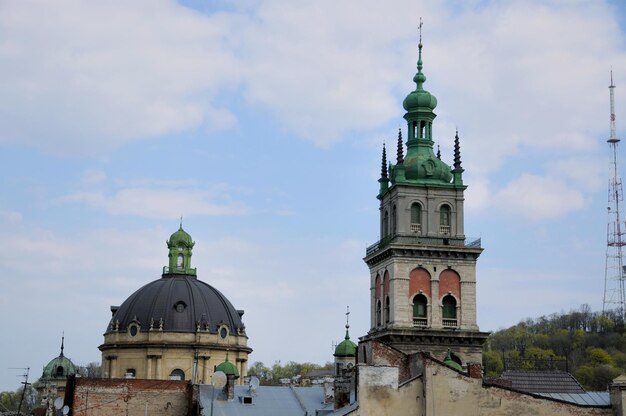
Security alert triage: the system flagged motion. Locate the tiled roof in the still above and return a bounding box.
[499,371,585,394]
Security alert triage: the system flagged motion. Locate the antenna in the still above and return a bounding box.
[603,69,626,318]
[14,367,30,416]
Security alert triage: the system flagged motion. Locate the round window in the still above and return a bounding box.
[219,327,228,338]
[129,325,138,337]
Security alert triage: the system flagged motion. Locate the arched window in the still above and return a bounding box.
[125,369,136,378]
[177,253,184,269]
[55,366,64,377]
[413,294,428,327]
[442,295,457,327]
[410,203,422,233]
[376,300,382,326]
[170,369,185,380]
[383,210,389,237]
[440,205,451,235]
[384,296,390,323]
[391,205,396,235]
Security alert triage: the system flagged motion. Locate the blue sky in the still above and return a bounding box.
[1,0,626,390]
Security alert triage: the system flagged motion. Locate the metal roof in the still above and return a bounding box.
[106,275,244,334]
[199,385,334,416]
[536,392,610,407]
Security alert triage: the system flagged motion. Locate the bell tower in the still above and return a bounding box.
[362,39,488,368]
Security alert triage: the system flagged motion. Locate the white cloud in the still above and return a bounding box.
[62,187,247,219]
[492,174,586,220]
[0,0,242,154]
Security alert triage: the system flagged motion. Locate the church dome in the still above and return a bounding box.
[334,327,357,357]
[42,354,77,380]
[106,275,245,335]
[169,226,193,247]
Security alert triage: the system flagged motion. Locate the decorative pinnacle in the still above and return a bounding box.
[345,306,351,339]
[381,143,388,179]
[437,143,441,160]
[413,22,426,89]
[60,332,65,357]
[454,129,463,171]
[179,216,183,229]
[397,129,404,164]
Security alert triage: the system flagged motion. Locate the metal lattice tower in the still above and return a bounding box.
[603,70,626,317]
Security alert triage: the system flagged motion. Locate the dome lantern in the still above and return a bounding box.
[165,223,196,276]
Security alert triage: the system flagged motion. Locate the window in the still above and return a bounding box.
[391,205,396,235]
[384,296,390,323]
[440,205,451,235]
[410,203,422,232]
[442,295,457,327]
[177,253,184,269]
[129,324,139,337]
[125,369,136,378]
[413,294,427,327]
[55,366,64,377]
[174,301,186,313]
[376,300,382,326]
[170,369,185,380]
[219,326,228,338]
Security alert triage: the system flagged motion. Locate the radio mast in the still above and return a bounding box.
[603,69,626,317]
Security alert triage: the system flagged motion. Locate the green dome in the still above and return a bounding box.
[443,350,463,372]
[403,154,452,183]
[334,329,357,357]
[403,43,437,113]
[169,226,193,246]
[42,355,77,380]
[216,355,239,378]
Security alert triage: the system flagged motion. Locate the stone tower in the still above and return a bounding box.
[361,40,489,368]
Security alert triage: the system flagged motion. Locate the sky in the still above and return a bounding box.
[1,0,626,391]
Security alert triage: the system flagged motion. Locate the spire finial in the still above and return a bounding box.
[381,143,388,179]
[179,216,183,229]
[418,17,423,45]
[454,129,463,171]
[60,332,65,357]
[345,306,351,339]
[437,143,441,160]
[396,129,404,164]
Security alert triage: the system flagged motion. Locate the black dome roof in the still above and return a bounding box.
[107,275,244,335]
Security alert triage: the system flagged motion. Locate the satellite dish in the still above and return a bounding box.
[54,397,63,410]
[249,376,260,390]
[62,405,70,415]
[213,371,227,389]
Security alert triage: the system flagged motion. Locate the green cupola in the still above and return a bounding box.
[42,336,77,380]
[386,40,459,189]
[443,349,463,372]
[334,327,357,357]
[165,224,196,276]
[216,352,239,378]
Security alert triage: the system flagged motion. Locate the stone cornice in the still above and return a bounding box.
[364,245,482,267]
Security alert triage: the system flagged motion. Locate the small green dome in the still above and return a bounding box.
[443,350,463,372]
[42,355,77,380]
[403,154,452,183]
[169,226,193,246]
[403,43,437,113]
[216,354,239,378]
[334,329,357,357]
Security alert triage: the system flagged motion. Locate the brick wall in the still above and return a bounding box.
[67,378,191,416]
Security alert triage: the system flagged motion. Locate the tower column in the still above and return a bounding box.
[430,278,441,328]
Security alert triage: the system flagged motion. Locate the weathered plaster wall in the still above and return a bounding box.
[354,365,422,416]
[422,360,612,416]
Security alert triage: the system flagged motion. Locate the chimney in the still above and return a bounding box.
[467,363,482,379]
